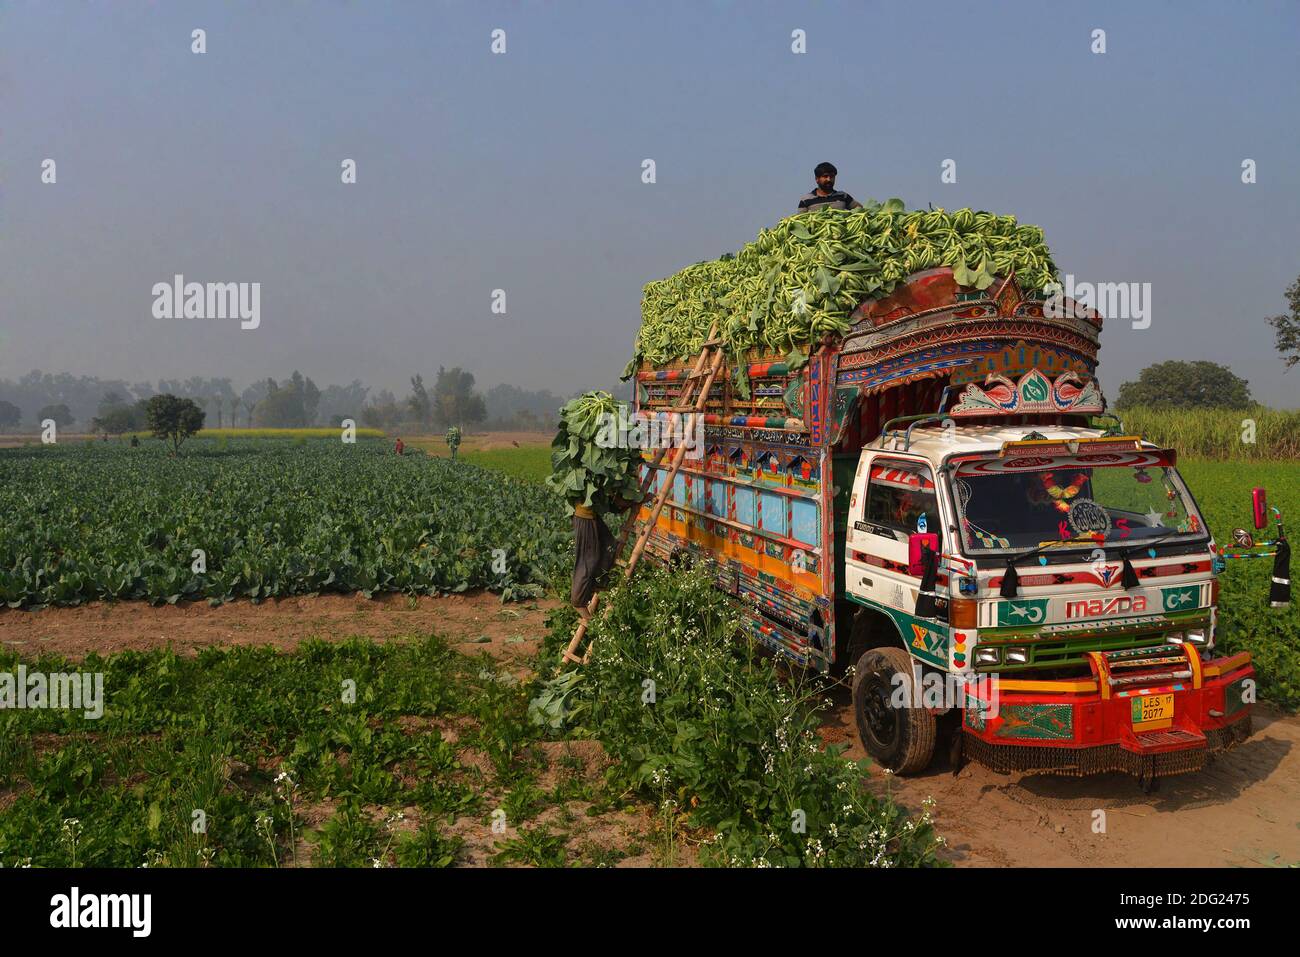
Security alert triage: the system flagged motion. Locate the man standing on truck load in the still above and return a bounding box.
[797,162,863,212]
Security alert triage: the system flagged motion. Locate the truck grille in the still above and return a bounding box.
[1100,644,1193,690]
[975,632,1169,673]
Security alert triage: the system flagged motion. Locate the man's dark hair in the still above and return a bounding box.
[814,161,838,177]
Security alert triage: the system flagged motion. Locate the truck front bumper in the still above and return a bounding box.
[960,648,1254,779]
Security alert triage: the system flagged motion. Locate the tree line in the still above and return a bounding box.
[0,368,629,434]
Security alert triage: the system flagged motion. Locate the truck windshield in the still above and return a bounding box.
[950,462,1207,554]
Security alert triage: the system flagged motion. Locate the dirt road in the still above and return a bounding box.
[0,591,556,662]
[820,689,1300,868]
[4,594,1297,867]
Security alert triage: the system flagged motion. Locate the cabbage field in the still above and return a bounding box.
[0,439,570,608]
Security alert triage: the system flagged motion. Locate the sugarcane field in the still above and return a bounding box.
[1,0,1297,940]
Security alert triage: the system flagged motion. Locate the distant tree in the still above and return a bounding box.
[145,394,205,452]
[0,371,133,426]
[288,371,309,425]
[432,367,486,429]
[407,374,431,429]
[156,376,235,406]
[484,383,566,425]
[98,391,125,416]
[0,400,21,429]
[1266,274,1300,371]
[252,377,315,429]
[94,402,147,435]
[361,389,402,429]
[1115,360,1253,410]
[92,393,148,434]
[255,389,303,427]
[241,381,271,427]
[317,380,369,427]
[249,372,319,428]
[37,403,74,427]
[301,374,321,426]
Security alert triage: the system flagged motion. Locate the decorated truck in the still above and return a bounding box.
[628,207,1284,785]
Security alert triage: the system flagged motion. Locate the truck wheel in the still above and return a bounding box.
[851,647,936,774]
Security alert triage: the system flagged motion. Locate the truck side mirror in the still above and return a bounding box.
[912,537,940,619]
[1252,487,1268,530]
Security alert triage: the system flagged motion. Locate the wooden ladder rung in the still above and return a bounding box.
[560,319,726,669]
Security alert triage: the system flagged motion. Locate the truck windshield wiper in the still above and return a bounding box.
[1114,531,1182,553]
[1109,531,1193,589]
[999,540,1085,598]
[1000,531,1194,598]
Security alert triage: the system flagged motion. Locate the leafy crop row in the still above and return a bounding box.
[0,440,570,607]
[536,566,945,867]
[0,636,543,867]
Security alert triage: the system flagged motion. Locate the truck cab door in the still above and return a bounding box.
[845,454,942,626]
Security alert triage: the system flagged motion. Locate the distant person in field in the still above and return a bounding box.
[445,426,461,461]
[797,161,862,213]
[394,437,404,455]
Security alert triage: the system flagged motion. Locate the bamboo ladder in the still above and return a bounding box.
[560,321,727,666]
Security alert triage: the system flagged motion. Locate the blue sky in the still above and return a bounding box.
[2,0,1297,405]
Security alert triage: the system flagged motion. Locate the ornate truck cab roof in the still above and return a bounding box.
[871,424,1123,466]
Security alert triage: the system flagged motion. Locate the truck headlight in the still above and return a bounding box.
[1005,647,1029,664]
[976,647,1000,665]
[1166,631,1186,644]
[1183,628,1209,646]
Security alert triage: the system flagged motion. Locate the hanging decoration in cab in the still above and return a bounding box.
[1066,497,1112,537]
[1040,471,1088,512]
[954,477,972,508]
[964,518,1010,549]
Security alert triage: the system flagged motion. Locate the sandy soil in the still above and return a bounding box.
[406,430,551,455]
[0,591,557,663]
[3,593,1296,867]
[818,686,1300,868]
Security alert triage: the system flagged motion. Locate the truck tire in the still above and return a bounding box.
[851,647,936,774]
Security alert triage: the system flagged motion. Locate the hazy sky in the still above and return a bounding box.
[2,0,1297,406]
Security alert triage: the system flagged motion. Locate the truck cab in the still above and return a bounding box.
[843,423,1255,784]
[632,265,1275,785]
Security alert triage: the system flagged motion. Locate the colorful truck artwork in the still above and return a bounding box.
[631,265,1286,786]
